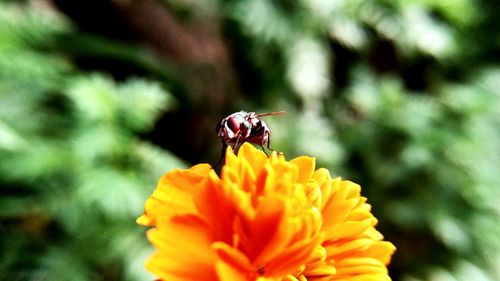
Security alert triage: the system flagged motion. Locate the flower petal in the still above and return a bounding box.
[238,143,268,175]
[193,170,237,244]
[213,242,256,281]
[290,156,316,185]
[264,235,322,277]
[146,215,217,281]
[247,195,294,265]
[139,164,212,226]
[138,143,395,281]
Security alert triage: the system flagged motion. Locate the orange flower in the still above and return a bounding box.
[138,143,395,281]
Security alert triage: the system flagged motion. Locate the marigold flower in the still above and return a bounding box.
[138,143,395,281]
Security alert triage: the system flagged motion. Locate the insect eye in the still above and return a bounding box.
[227,117,240,133]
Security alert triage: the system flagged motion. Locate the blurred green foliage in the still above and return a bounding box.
[1,0,500,281]
[0,3,183,280]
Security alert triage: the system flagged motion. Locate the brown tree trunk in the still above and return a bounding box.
[113,0,239,111]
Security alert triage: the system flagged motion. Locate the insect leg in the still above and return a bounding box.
[260,145,269,156]
[234,134,242,153]
[216,141,227,168]
[266,131,275,151]
[260,131,271,156]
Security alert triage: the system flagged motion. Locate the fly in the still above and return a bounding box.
[215,110,285,162]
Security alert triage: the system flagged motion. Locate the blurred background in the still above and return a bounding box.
[1,0,500,280]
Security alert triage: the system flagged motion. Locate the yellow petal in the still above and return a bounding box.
[302,263,337,277]
[322,197,360,231]
[312,169,333,208]
[238,142,268,175]
[146,215,217,281]
[136,214,151,226]
[139,164,212,225]
[247,195,294,265]
[264,235,321,277]
[213,242,256,281]
[324,219,374,241]
[334,257,387,275]
[325,238,372,257]
[290,156,316,185]
[194,171,236,244]
[362,241,396,265]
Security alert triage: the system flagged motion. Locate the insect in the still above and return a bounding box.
[216,110,286,158]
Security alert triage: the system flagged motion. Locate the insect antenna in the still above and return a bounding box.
[255,111,286,118]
